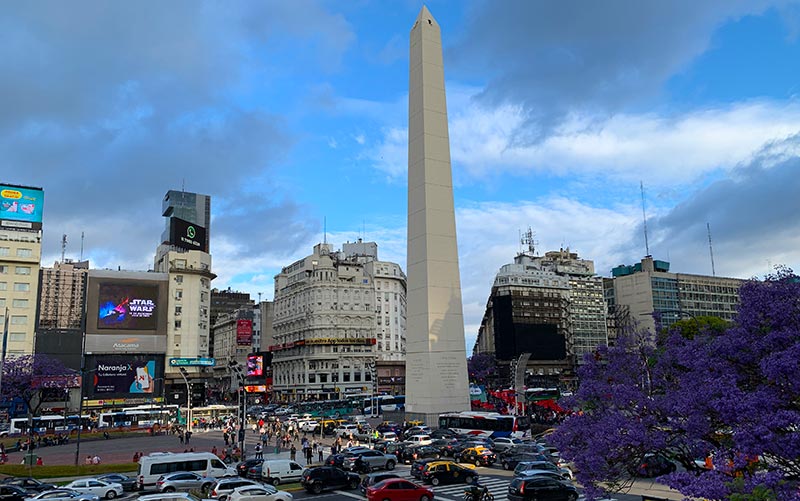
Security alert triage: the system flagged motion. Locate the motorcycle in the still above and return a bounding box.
[463,485,494,501]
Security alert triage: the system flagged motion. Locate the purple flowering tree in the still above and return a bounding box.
[1,354,74,415]
[552,267,800,500]
[468,352,497,386]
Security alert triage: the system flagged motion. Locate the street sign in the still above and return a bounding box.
[169,357,215,367]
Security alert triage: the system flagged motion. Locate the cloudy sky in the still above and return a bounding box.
[3,1,800,350]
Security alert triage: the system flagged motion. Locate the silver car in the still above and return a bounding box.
[156,472,216,493]
[29,490,99,501]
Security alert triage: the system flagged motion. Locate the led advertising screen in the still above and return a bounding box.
[97,284,159,331]
[247,354,263,377]
[0,184,44,231]
[236,319,253,346]
[90,355,162,396]
[169,217,208,252]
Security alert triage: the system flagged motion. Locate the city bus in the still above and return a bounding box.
[525,388,561,402]
[438,411,531,439]
[363,395,405,415]
[98,405,179,429]
[8,415,92,435]
[295,399,357,418]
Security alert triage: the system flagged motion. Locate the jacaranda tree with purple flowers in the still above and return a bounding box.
[468,352,497,386]
[1,354,73,416]
[551,267,800,500]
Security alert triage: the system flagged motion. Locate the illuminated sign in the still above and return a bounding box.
[97,284,159,331]
[0,184,44,231]
[303,338,375,346]
[91,356,159,395]
[247,355,263,377]
[244,385,267,393]
[236,319,253,346]
[169,217,207,252]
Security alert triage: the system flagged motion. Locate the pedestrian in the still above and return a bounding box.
[211,446,218,457]
[305,446,313,465]
[290,444,296,461]
[255,443,263,460]
[185,430,192,444]
[318,447,323,463]
[179,430,184,445]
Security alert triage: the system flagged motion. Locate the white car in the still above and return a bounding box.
[63,479,123,500]
[333,424,359,437]
[299,420,319,432]
[229,484,293,501]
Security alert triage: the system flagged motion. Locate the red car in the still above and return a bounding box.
[367,478,434,501]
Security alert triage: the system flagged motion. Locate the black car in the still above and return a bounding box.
[372,441,392,453]
[501,453,551,471]
[97,474,137,492]
[324,454,346,469]
[301,466,360,494]
[0,485,28,501]
[359,472,401,494]
[430,429,458,439]
[400,445,441,464]
[1,478,55,493]
[456,447,497,467]
[633,454,677,478]
[508,476,578,501]
[236,459,264,478]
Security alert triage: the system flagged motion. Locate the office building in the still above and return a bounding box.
[605,256,744,336]
[0,183,45,355]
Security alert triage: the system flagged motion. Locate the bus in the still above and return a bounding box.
[438,411,531,439]
[363,395,405,415]
[187,404,237,424]
[98,405,179,429]
[8,415,92,436]
[525,388,560,402]
[294,399,357,419]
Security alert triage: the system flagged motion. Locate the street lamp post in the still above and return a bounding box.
[229,360,246,456]
[178,368,192,432]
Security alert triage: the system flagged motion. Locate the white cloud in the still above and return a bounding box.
[368,84,800,186]
[353,133,366,145]
[327,137,338,149]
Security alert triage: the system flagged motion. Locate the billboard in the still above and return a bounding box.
[169,217,208,252]
[97,284,159,331]
[236,319,253,346]
[89,355,163,396]
[0,184,44,231]
[247,354,263,377]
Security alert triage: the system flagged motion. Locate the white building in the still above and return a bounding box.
[271,241,406,402]
[0,227,42,355]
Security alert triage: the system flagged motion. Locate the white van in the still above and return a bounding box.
[406,434,433,446]
[138,452,237,490]
[260,459,305,485]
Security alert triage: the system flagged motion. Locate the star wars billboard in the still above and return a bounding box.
[97,284,159,331]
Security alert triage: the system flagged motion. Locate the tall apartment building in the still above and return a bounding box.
[0,183,44,355]
[271,241,406,401]
[211,307,256,367]
[604,256,744,336]
[154,189,215,396]
[473,247,608,386]
[209,288,252,356]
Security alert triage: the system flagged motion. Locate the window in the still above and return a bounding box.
[175,289,183,300]
[12,299,28,308]
[0,282,5,291]
[0,299,5,308]
[175,275,183,284]
[175,306,182,316]
[0,247,8,256]
[175,320,182,329]
[13,283,29,292]
[0,266,8,274]
[15,267,31,275]
[16,249,32,258]
[10,316,27,325]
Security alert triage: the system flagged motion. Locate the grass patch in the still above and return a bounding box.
[1,429,150,450]
[0,463,137,479]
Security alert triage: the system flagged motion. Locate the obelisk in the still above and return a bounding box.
[405,6,470,426]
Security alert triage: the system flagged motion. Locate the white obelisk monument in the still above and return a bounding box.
[405,6,470,425]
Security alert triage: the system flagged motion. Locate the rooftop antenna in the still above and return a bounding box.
[640,181,650,256]
[182,178,185,192]
[324,216,327,244]
[257,292,263,303]
[520,227,537,255]
[80,232,85,261]
[707,222,716,277]
[61,234,67,263]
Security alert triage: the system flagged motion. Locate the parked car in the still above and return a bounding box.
[228,484,293,501]
[507,476,578,501]
[633,454,677,478]
[95,474,136,492]
[399,445,441,464]
[1,478,55,493]
[237,459,264,478]
[455,446,497,467]
[420,460,478,486]
[63,479,123,500]
[300,466,360,494]
[138,493,208,501]
[491,437,523,453]
[156,472,216,493]
[28,490,99,501]
[359,473,402,494]
[366,478,434,501]
[342,449,397,472]
[209,478,262,501]
[0,485,29,501]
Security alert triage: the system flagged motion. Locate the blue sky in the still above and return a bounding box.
[2,1,800,350]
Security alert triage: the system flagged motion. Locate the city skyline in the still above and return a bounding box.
[3,1,800,351]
